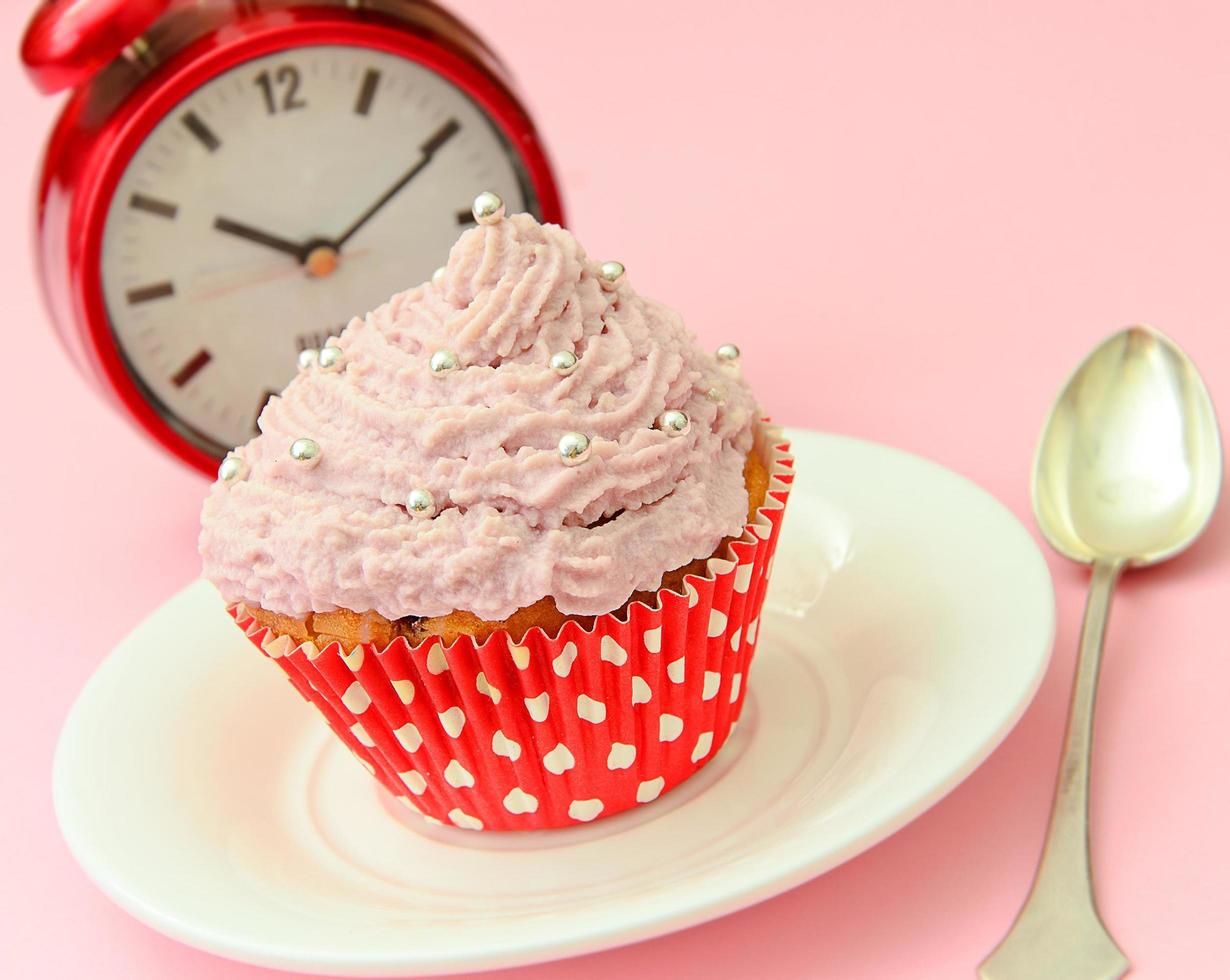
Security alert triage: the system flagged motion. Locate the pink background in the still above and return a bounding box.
[3,1,1228,977]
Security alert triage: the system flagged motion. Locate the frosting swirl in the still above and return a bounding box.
[199,213,758,620]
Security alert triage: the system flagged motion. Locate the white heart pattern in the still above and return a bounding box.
[733,562,754,593]
[577,694,607,723]
[341,645,365,671]
[341,681,371,714]
[542,742,576,774]
[552,642,578,677]
[659,714,684,742]
[667,657,685,684]
[691,731,715,763]
[708,609,728,637]
[492,730,521,761]
[600,635,628,666]
[509,644,531,670]
[702,671,721,701]
[568,799,604,822]
[391,678,415,704]
[394,722,422,752]
[503,787,539,815]
[349,722,375,747]
[448,808,483,830]
[524,692,550,722]
[398,770,426,795]
[607,742,636,770]
[438,706,466,738]
[444,759,475,788]
[636,776,666,803]
[631,675,652,705]
[643,626,662,654]
[730,672,743,703]
[747,618,759,644]
[425,643,449,675]
[475,671,501,704]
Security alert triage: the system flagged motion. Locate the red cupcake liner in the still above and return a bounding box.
[230,422,794,831]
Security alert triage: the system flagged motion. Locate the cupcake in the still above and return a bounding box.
[200,195,793,830]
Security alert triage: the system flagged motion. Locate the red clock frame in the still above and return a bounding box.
[34,5,564,476]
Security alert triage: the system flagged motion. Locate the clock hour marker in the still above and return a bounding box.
[421,117,460,155]
[456,209,477,226]
[126,281,175,304]
[171,348,213,388]
[129,193,178,219]
[182,111,220,152]
[354,68,381,116]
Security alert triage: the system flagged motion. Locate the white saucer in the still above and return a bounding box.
[53,429,1054,977]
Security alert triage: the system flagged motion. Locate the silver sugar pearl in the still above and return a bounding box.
[716,343,741,364]
[289,437,322,467]
[406,488,437,519]
[558,431,592,466]
[297,347,319,371]
[218,453,248,483]
[431,265,447,287]
[706,384,727,403]
[472,190,505,225]
[597,260,625,291]
[658,409,691,437]
[429,349,461,376]
[550,350,579,376]
[317,345,344,372]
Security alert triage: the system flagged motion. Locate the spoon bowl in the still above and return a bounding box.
[1031,325,1222,567]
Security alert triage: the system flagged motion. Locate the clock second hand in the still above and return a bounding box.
[189,247,374,303]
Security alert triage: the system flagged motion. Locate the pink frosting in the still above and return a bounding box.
[199,213,758,621]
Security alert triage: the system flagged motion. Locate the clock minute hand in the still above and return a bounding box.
[213,217,308,261]
[334,117,461,249]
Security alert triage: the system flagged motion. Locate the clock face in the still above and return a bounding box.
[100,44,537,457]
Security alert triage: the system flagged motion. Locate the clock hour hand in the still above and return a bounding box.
[334,117,460,248]
[213,216,307,261]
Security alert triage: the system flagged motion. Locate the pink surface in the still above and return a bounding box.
[2,2,1227,977]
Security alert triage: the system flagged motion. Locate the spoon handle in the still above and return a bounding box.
[979,559,1130,980]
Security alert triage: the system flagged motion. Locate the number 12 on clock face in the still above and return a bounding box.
[254,65,307,114]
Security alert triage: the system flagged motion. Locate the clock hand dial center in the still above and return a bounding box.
[304,243,339,278]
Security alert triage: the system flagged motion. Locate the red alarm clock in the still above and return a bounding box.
[22,0,563,475]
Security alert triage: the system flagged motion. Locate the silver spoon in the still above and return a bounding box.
[979,325,1222,980]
